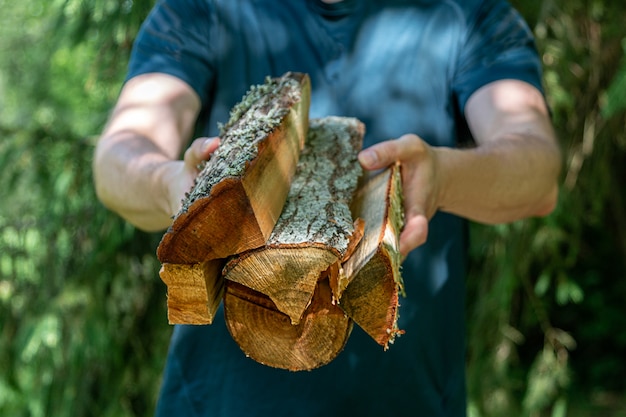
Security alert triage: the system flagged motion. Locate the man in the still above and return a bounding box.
[93,0,561,415]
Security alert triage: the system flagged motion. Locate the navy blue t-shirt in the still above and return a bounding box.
[127,1,543,416]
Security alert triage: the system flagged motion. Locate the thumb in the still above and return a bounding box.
[358,135,415,170]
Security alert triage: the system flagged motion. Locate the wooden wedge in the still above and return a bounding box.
[159,259,225,324]
[339,163,405,349]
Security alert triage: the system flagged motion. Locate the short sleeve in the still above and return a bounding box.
[126,0,216,104]
[452,0,544,113]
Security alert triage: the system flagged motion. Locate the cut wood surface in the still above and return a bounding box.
[224,247,337,325]
[224,279,352,371]
[159,259,225,324]
[223,116,365,325]
[157,72,311,264]
[339,163,405,348]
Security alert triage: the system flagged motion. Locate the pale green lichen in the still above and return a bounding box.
[178,73,303,215]
[218,75,298,136]
[268,117,364,254]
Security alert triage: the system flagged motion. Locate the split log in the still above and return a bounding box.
[224,279,352,371]
[338,163,405,349]
[223,117,365,325]
[159,259,225,324]
[157,72,311,265]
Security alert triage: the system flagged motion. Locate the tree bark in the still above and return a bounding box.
[156,72,311,264]
[338,163,405,349]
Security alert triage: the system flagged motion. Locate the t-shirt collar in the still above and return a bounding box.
[311,0,358,19]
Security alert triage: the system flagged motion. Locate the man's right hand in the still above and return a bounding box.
[162,137,221,217]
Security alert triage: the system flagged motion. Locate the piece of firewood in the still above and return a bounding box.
[223,116,364,325]
[159,259,225,324]
[157,72,311,265]
[338,163,405,349]
[224,279,352,371]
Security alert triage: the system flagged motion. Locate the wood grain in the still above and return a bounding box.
[339,163,405,348]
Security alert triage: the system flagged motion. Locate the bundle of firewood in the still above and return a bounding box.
[157,72,405,371]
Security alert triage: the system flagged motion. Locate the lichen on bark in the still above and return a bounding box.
[178,72,304,215]
[268,117,364,255]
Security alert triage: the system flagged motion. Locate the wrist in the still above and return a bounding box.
[429,146,462,215]
[154,160,187,220]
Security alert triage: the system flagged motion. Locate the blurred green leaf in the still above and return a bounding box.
[602,39,626,117]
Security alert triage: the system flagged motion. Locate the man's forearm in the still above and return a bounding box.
[93,131,177,231]
[93,74,207,231]
[435,134,561,224]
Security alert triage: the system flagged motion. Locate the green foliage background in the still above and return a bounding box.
[0,0,625,416]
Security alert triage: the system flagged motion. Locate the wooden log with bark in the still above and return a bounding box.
[222,116,364,370]
[157,72,311,265]
[338,163,405,349]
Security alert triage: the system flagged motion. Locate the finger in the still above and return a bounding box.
[399,214,429,256]
[198,136,220,158]
[183,137,220,169]
[358,134,420,170]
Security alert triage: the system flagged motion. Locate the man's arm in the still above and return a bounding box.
[358,79,562,256]
[439,79,560,220]
[93,73,219,231]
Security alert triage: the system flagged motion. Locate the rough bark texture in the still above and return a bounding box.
[223,117,365,325]
[156,72,311,264]
[339,163,405,348]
